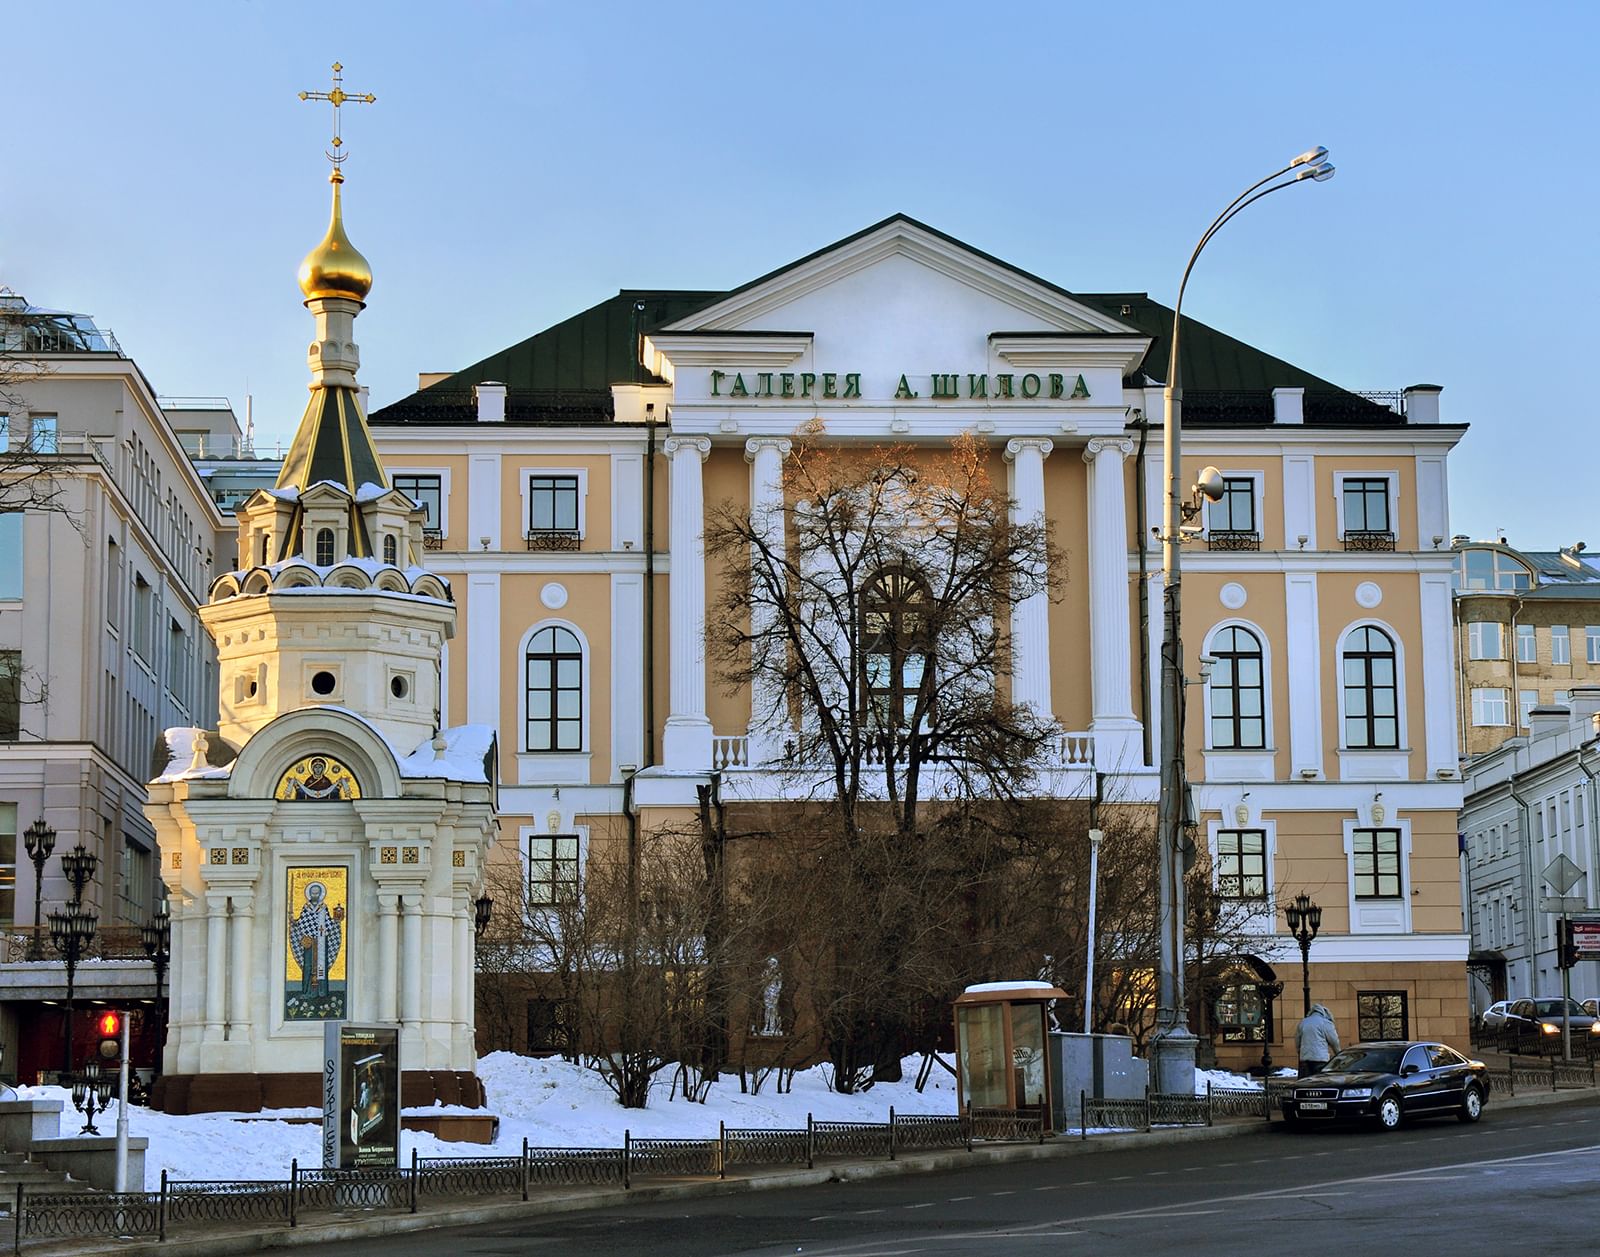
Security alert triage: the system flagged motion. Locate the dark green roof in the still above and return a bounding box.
[278,385,387,494]
[369,216,1404,428]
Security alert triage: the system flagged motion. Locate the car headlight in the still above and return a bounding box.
[1542,1023,1561,1035]
[1341,1087,1373,1099]
[1589,1023,1600,1035]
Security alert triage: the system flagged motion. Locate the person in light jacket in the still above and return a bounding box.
[1295,1004,1340,1076]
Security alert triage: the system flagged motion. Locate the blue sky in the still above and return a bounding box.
[6,1,1595,544]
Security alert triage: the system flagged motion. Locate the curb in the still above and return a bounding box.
[51,1089,1597,1257]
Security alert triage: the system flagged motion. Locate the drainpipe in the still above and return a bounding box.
[1131,412,1152,765]
[1509,783,1536,998]
[1509,596,1524,733]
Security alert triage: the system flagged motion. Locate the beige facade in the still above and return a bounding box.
[371,217,1473,1068]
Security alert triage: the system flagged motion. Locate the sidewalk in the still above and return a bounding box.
[46,1087,1596,1257]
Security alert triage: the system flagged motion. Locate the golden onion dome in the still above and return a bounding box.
[297,169,372,303]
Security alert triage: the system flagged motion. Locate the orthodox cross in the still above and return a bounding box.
[298,62,376,167]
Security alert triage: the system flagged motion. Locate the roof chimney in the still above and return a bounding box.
[474,381,507,423]
[1403,384,1442,424]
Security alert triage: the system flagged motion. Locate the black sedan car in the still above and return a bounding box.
[1280,1041,1489,1130]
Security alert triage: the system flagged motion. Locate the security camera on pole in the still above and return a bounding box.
[1152,146,1335,1095]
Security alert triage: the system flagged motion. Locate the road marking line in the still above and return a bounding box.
[1108,1175,1132,1180]
[1032,1185,1065,1191]
[904,1202,933,1209]
[990,1190,1015,1196]
[1146,1170,1169,1176]
[947,1195,974,1201]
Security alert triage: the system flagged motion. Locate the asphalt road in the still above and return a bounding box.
[328,1096,1599,1257]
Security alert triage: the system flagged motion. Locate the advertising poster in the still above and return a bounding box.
[285,866,348,1021]
[323,1022,401,1169]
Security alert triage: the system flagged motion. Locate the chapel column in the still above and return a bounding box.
[1004,438,1054,720]
[401,892,424,1028]
[376,891,400,1023]
[662,435,713,770]
[203,892,228,1043]
[227,893,253,1040]
[1083,437,1142,769]
[452,891,472,1032]
[745,437,792,760]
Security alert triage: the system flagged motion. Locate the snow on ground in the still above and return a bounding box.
[15,1055,961,1187]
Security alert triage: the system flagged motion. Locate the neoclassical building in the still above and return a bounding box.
[370,215,1472,1063]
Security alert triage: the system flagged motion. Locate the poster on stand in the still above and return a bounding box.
[322,1022,401,1169]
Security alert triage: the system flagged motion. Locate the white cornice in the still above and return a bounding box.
[644,333,813,378]
[1130,552,1459,575]
[991,334,1151,376]
[666,222,1134,335]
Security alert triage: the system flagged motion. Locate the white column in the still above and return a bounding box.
[227,894,253,1040]
[1004,438,1054,720]
[611,573,645,777]
[377,892,399,1023]
[662,435,713,769]
[745,437,792,758]
[452,892,472,1032]
[1083,437,1141,769]
[465,574,500,727]
[1285,570,1324,778]
[401,892,424,1029]
[203,892,228,1042]
[1419,571,1459,779]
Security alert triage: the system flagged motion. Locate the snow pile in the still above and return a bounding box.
[15,1054,962,1187]
[1193,1068,1263,1094]
[396,724,496,783]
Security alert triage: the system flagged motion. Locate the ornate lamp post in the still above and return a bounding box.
[473,892,494,939]
[1283,893,1323,1018]
[70,1059,114,1135]
[21,818,56,960]
[140,903,172,1078]
[1258,978,1284,1075]
[1152,146,1335,1094]
[48,906,98,1077]
[59,841,99,907]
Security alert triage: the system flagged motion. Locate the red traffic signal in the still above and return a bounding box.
[96,1010,123,1060]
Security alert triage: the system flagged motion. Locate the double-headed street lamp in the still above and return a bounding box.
[22,818,56,961]
[1283,892,1323,1018]
[48,906,98,1077]
[1152,146,1335,1093]
[140,903,172,1079]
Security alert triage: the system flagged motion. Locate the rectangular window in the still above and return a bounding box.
[527,475,579,534]
[0,803,14,927]
[1552,626,1571,666]
[1588,626,1600,664]
[527,834,580,905]
[1555,690,1570,708]
[0,514,20,600]
[1471,687,1508,727]
[1215,982,1271,1043]
[1519,689,1539,728]
[1516,623,1537,663]
[1207,477,1257,534]
[525,998,573,1053]
[1342,477,1391,534]
[392,473,443,533]
[1215,829,1267,899]
[0,651,19,740]
[1356,990,1408,1041]
[118,838,151,924]
[29,416,58,454]
[132,575,153,662]
[1353,827,1403,898]
[1467,621,1502,660]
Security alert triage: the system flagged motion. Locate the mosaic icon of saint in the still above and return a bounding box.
[289,880,344,997]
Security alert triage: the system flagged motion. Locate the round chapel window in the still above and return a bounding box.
[311,670,337,696]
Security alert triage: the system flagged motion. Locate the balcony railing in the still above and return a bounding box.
[1207,530,1261,552]
[423,529,444,550]
[1342,530,1396,552]
[526,529,581,552]
[4,925,151,964]
[710,731,1094,773]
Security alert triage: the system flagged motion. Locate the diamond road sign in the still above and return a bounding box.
[1539,895,1587,914]
[1543,854,1584,894]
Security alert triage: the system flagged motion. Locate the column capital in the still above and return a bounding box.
[1083,436,1136,463]
[744,436,792,463]
[663,434,712,461]
[1003,437,1054,463]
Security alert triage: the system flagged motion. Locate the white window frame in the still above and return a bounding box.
[518,823,590,917]
[1333,471,1400,540]
[1206,814,1277,935]
[1518,689,1538,728]
[1200,618,1274,756]
[1467,621,1503,661]
[1343,814,1413,934]
[1471,687,1509,727]
[1516,623,1537,664]
[390,466,451,538]
[1588,626,1600,665]
[515,618,592,784]
[520,467,589,540]
[1201,470,1265,540]
[1551,626,1572,666]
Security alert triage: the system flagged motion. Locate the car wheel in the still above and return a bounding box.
[1282,1109,1299,1128]
[1376,1092,1403,1131]
[1458,1085,1484,1123]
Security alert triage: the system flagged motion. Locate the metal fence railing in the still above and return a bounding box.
[1079,1081,1304,1137]
[7,1110,1049,1249]
[1471,1021,1600,1061]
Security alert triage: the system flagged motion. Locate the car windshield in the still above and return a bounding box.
[1324,1046,1404,1074]
[1532,998,1586,1017]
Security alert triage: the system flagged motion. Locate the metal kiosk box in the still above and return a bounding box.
[953,981,1067,1133]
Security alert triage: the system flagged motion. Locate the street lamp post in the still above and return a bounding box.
[140,903,172,1079]
[22,818,57,961]
[1283,892,1323,1018]
[1151,146,1335,1095]
[473,892,494,939]
[47,906,98,1077]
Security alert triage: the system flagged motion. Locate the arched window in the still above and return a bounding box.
[1209,626,1265,749]
[1343,625,1399,748]
[383,534,397,565]
[525,626,582,751]
[315,528,334,566]
[861,568,930,727]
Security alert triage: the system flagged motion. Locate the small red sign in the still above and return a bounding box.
[1573,920,1600,957]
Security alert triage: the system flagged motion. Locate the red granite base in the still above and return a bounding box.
[150,1070,487,1114]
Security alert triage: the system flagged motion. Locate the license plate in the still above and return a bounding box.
[1299,1101,1328,1110]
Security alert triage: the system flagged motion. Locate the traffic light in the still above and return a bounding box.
[96,1010,123,1061]
[1556,919,1580,970]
